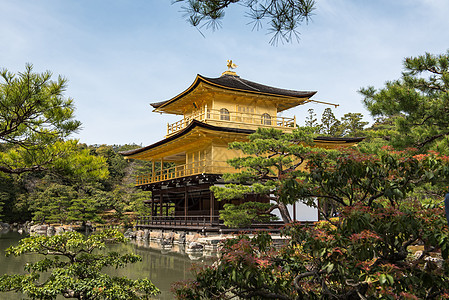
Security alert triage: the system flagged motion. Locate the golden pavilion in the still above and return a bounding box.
[122,63,362,231]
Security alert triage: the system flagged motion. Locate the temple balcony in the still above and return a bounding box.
[135,160,237,186]
[166,108,296,138]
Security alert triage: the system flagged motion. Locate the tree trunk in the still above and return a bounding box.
[278,202,292,224]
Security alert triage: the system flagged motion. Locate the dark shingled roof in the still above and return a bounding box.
[120,119,364,157]
[314,136,365,143]
[151,74,317,109]
[119,120,255,157]
[203,74,317,98]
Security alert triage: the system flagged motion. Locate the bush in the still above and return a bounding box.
[173,200,449,299]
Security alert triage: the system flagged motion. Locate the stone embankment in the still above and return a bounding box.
[0,222,92,236]
[1,222,287,256]
[124,228,219,252]
[125,228,288,252]
[28,224,80,236]
[0,222,11,232]
[1,221,35,234]
[1,222,229,252]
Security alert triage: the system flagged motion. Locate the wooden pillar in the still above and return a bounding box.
[160,191,163,216]
[210,188,215,225]
[151,160,155,182]
[184,186,188,217]
[165,199,169,216]
[151,193,155,217]
[160,159,164,180]
[293,202,296,222]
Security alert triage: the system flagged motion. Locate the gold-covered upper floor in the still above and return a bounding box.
[166,107,296,137]
[151,72,320,138]
[122,70,355,187]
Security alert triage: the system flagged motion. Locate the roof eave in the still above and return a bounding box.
[151,75,204,113]
[120,120,254,158]
[150,74,318,113]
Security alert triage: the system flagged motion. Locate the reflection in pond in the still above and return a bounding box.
[0,230,215,300]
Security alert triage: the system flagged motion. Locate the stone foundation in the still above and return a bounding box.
[128,228,222,251]
[127,228,289,252]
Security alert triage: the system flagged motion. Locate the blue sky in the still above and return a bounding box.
[1,0,449,146]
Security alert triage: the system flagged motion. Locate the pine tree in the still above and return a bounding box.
[211,127,318,225]
[320,108,341,136]
[340,112,368,137]
[305,108,319,128]
[360,51,449,150]
[173,0,316,45]
[30,184,77,224]
[0,65,108,176]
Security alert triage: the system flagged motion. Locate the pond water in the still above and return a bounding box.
[0,230,215,299]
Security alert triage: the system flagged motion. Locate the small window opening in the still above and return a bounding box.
[261,113,272,125]
[220,108,230,121]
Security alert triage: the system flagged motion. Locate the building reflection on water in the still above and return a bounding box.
[106,238,217,299]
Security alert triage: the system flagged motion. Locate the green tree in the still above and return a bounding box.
[339,112,368,137]
[0,230,160,299]
[19,144,110,225]
[211,127,318,225]
[29,183,78,224]
[0,141,152,224]
[0,140,109,183]
[67,198,102,224]
[0,65,108,222]
[0,193,5,220]
[219,201,276,228]
[304,108,319,130]
[320,107,341,136]
[0,64,81,175]
[356,115,399,153]
[173,0,316,45]
[53,141,110,183]
[0,172,22,222]
[213,125,449,225]
[297,146,449,219]
[361,51,449,150]
[95,145,127,188]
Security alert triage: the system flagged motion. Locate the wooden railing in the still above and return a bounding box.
[166,109,296,136]
[135,215,288,231]
[136,215,220,227]
[136,160,236,186]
